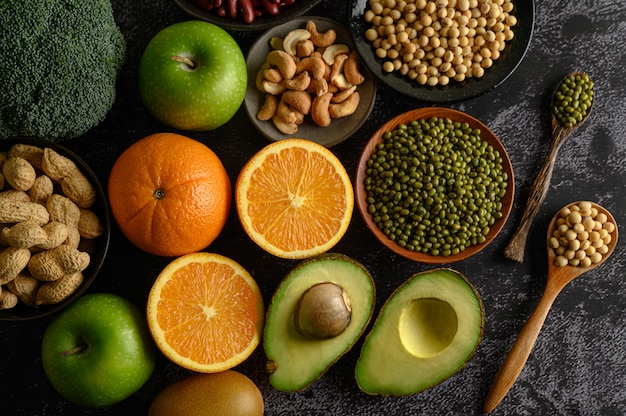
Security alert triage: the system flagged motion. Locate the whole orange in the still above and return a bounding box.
[108,133,231,257]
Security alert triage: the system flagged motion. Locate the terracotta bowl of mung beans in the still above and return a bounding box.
[355,107,514,263]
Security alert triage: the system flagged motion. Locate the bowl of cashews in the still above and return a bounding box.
[244,16,377,147]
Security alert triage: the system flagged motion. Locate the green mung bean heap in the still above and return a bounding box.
[364,117,508,256]
[552,72,594,128]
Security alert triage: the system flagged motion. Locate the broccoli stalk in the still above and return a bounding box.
[0,0,126,142]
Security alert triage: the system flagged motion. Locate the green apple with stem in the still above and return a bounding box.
[138,20,247,131]
[41,293,156,407]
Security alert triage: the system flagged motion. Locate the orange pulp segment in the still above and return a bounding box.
[146,252,264,373]
[235,138,354,259]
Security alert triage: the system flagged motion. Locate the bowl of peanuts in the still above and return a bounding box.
[0,137,110,320]
[348,0,535,102]
[173,0,323,31]
[244,16,377,147]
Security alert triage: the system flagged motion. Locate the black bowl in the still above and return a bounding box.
[173,0,323,31]
[348,0,535,102]
[244,16,377,147]
[0,137,110,321]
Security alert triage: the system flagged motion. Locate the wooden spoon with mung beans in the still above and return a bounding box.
[484,201,617,413]
[503,71,595,262]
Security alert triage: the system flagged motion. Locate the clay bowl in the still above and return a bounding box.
[0,137,110,320]
[355,107,515,263]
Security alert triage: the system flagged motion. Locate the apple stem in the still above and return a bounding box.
[171,55,195,69]
[61,344,87,357]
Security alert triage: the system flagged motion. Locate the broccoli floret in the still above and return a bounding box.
[0,0,126,142]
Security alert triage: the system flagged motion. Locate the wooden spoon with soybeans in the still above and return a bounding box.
[504,71,594,262]
[484,201,618,413]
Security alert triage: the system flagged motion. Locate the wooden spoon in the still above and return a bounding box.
[504,71,594,262]
[484,202,618,413]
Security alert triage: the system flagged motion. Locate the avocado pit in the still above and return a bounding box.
[294,282,352,339]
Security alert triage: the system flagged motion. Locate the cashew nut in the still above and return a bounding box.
[266,50,297,80]
[283,29,311,56]
[260,80,287,95]
[257,94,279,121]
[256,62,271,90]
[282,90,312,115]
[269,36,284,50]
[272,114,298,135]
[306,20,337,47]
[311,92,333,127]
[263,68,284,83]
[296,56,326,80]
[331,74,354,90]
[285,71,311,91]
[296,40,315,58]
[276,99,298,125]
[344,51,365,85]
[331,85,357,103]
[322,44,350,65]
[307,78,329,96]
[330,53,349,86]
[329,92,360,119]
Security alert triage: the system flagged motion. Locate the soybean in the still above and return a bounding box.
[552,72,594,128]
[549,201,615,267]
[364,117,508,256]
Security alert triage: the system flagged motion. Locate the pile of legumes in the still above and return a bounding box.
[548,202,615,268]
[552,72,594,128]
[363,0,518,86]
[364,117,508,256]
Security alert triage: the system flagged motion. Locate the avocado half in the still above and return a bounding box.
[264,253,376,392]
[355,268,484,396]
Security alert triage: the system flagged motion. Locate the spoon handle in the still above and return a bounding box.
[504,125,568,262]
[483,286,561,413]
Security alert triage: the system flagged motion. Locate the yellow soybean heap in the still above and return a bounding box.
[548,201,616,268]
[363,0,518,86]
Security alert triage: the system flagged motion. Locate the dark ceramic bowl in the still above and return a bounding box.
[0,137,110,321]
[244,16,376,147]
[173,0,323,32]
[355,108,515,263]
[348,0,535,102]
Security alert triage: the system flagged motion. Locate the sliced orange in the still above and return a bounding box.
[235,139,354,259]
[146,252,264,373]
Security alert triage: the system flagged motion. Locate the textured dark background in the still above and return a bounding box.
[1,0,625,415]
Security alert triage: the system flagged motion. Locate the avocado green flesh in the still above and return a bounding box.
[264,254,375,392]
[355,269,484,396]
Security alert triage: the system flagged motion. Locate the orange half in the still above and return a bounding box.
[235,139,354,259]
[146,252,264,373]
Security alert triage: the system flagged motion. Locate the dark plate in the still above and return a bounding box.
[0,137,111,321]
[348,0,535,102]
[173,0,323,31]
[244,16,376,147]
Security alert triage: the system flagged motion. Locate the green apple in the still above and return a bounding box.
[41,293,156,407]
[138,20,247,131]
